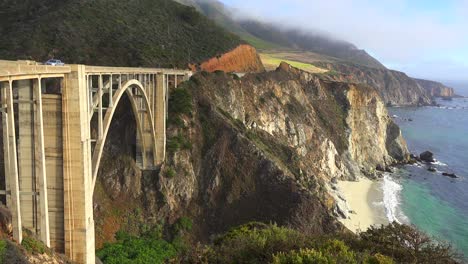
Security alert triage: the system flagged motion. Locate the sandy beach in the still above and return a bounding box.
[337,177,388,233]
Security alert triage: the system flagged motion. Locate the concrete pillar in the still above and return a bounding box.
[62,65,95,264]
[3,80,22,242]
[42,94,64,252]
[33,79,51,247]
[155,73,166,164]
[17,80,36,233]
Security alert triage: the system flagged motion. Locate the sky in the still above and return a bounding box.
[219,0,468,82]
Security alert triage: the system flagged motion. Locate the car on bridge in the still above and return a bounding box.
[44,59,65,66]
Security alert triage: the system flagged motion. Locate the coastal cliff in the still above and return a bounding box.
[94,63,409,244]
[315,61,433,106]
[414,78,456,98]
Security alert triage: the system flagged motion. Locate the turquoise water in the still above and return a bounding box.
[389,88,468,259]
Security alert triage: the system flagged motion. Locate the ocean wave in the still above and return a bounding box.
[382,174,408,224]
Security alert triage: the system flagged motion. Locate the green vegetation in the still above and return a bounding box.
[272,241,395,264]
[0,0,242,67]
[165,167,176,178]
[168,86,193,116]
[98,218,194,264]
[173,217,193,234]
[354,222,459,264]
[96,220,459,264]
[167,134,192,152]
[97,229,178,264]
[187,222,459,264]
[21,236,47,255]
[239,33,281,50]
[168,85,193,129]
[199,105,218,155]
[0,240,6,263]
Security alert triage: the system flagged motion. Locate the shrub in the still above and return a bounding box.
[21,236,47,255]
[167,134,192,153]
[0,240,6,263]
[273,240,362,264]
[357,222,459,264]
[173,217,193,234]
[165,168,176,178]
[168,87,192,116]
[97,230,177,264]
[210,222,310,263]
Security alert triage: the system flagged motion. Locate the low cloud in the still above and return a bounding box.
[221,0,468,81]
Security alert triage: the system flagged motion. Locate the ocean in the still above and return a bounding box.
[386,82,468,260]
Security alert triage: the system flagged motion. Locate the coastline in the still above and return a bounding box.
[337,177,388,233]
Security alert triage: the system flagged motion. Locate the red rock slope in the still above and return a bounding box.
[190,44,265,73]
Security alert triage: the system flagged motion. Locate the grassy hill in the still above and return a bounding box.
[0,0,242,67]
[175,0,385,69]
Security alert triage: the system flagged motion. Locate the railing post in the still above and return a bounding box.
[98,75,103,140]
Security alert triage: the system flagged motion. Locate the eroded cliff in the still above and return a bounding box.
[94,63,409,244]
[414,78,456,98]
[315,61,433,106]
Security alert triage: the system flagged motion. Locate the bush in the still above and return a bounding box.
[209,222,310,263]
[173,217,193,234]
[21,236,47,255]
[272,240,388,264]
[168,87,192,116]
[0,240,6,263]
[97,230,177,264]
[167,134,192,153]
[356,222,459,264]
[165,168,176,178]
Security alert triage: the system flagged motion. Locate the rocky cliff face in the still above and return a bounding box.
[189,44,265,73]
[414,78,456,98]
[94,63,409,244]
[315,62,433,106]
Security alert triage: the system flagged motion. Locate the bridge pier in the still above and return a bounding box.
[62,65,95,264]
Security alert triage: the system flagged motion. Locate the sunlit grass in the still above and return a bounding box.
[260,53,328,73]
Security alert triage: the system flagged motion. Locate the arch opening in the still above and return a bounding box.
[91,80,157,194]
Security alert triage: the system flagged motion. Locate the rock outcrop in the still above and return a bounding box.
[94,63,409,243]
[314,62,433,106]
[189,44,265,73]
[414,78,456,98]
[420,151,435,163]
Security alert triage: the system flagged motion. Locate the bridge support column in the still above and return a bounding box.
[62,65,95,264]
[17,80,36,234]
[2,81,22,242]
[155,73,166,164]
[33,79,51,247]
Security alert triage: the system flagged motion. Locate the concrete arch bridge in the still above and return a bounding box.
[0,60,191,263]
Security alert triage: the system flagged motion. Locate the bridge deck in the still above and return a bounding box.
[0,60,191,80]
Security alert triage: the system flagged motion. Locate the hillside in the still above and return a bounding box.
[0,0,242,67]
[175,0,385,69]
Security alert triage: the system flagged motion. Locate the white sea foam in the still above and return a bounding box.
[432,160,448,166]
[382,174,408,223]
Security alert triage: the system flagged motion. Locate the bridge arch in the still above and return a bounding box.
[90,79,157,193]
